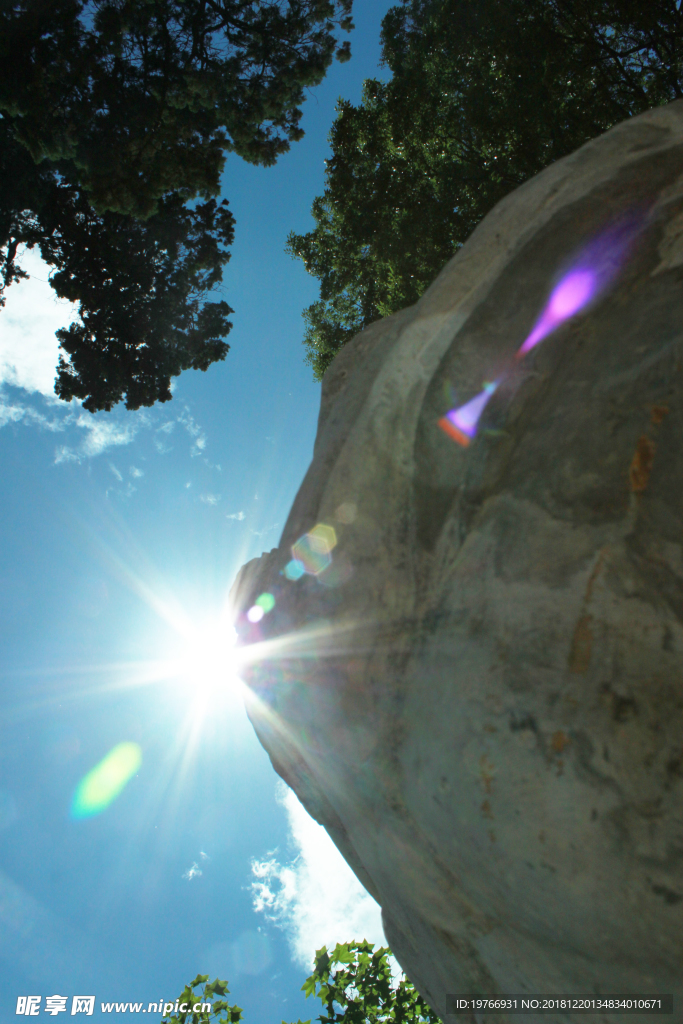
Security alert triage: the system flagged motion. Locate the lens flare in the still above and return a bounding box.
[247,593,276,623]
[71,742,142,819]
[550,269,595,319]
[290,523,337,577]
[517,269,596,356]
[255,593,275,613]
[284,558,305,581]
[439,215,643,446]
[308,523,337,552]
[438,380,499,447]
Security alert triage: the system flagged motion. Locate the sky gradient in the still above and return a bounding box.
[0,4,399,1019]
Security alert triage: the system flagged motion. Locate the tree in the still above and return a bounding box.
[156,975,245,1024]
[301,941,440,1024]
[0,0,354,411]
[1,119,236,411]
[163,942,440,1024]
[286,0,683,380]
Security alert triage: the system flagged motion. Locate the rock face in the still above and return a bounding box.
[232,101,683,1020]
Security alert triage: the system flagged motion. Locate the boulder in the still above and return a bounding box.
[231,100,683,1020]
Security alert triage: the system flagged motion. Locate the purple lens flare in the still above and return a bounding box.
[549,269,596,319]
[516,269,596,357]
[439,213,644,447]
[438,380,499,447]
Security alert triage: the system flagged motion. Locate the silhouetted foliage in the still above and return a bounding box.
[0,0,354,410]
[286,0,683,380]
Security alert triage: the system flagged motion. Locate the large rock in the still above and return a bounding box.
[232,100,683,1020]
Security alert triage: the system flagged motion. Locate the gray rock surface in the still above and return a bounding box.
[231,100,683,1021]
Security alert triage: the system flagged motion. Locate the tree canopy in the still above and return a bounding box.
[286,0,683,380]
[0,0,354,411]
[162,941,440,1024]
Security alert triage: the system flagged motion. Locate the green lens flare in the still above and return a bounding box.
[255,592,275,613]
[71,742,142,819]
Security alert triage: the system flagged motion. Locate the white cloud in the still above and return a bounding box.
[109,463,123,482]
[130,466,144,478]
[250,782,387,970]
[0,388,143,463]
[112,481,137,499]
[178,406,208,457]
[182,862,202,881]
[226,510,245,522]
[54,413,142,464]
[54,444,79,465]
[179,409,201,437]
[0,247,77,396]
[0,262,218,469]
[200,493,220,506]
[0,395,64,432]
[0,400,26,429]
[251,522,279,538]
[79,415,139,457]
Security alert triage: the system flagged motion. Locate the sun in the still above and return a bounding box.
[170,618,243,699]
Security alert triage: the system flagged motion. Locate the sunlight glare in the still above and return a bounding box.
[171,619,243,700]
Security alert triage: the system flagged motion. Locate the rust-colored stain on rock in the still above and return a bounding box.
[651,405,669,425]
[551,730,571,754]
[480,755,495,794]
[629,435,656,492]
[568,613,593,673]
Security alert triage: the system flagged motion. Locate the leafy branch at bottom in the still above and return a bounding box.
[161,941,441,1024]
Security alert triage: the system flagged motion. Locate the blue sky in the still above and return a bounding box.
[0,3,398,1019]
